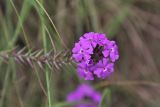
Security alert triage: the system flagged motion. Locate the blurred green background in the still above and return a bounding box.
[0,0,160,107]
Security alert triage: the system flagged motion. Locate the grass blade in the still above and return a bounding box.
[99,89,111,107]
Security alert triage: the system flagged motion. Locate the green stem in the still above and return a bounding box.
[39,0,52,106]
[45,69,52,107]
[0,67,10,107]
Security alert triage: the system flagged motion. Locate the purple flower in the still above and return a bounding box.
[67,84,101,107]
[72,41,93,62]
[94,58,114,79]
[72,32,119,80]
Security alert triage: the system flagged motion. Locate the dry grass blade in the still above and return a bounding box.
[17,47,27,55]
[35,0,67,49]
[9,0,31,49]
[45,60,52,70]
[96,81,160,88]
[30,49,43,57]
[26,57,33,68]
[44,25,56,52]
[37,61,44,70]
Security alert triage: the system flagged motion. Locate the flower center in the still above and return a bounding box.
[91,44,104,64]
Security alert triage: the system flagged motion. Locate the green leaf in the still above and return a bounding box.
[99,89,111,107]
[9,0,33,48]
[107,6,129,38]
[55,102,76,107]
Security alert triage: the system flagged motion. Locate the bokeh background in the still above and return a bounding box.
[0,0,160,107]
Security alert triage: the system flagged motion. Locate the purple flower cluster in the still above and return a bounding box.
[67,84,101,107]
[72,32,119,80]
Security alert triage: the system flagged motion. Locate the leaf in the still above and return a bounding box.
[107,6,129,38]
[99,89,111,107]
[55,102,76,107]
[9,0,33,48]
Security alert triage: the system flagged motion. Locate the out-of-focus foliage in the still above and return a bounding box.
[0,0,160,107]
